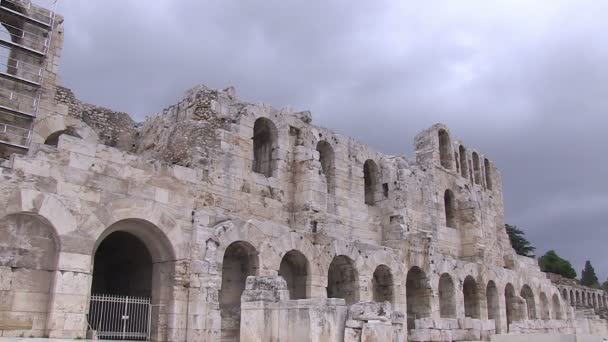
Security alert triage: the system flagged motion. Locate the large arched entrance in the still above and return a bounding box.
[220,241,259,342]
[88,219,175,341]
[0,213,58,337]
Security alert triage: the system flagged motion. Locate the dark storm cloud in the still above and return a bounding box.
[55,0,608,279]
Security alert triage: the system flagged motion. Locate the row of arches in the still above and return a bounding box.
[561,287,607,309]
[438,129,493,190]
[252,117,384,206]
[0,197,569,340]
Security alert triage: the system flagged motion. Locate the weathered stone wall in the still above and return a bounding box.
[0,3,606,341]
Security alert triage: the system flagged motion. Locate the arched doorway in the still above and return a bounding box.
[372,265,394,304]
[0,213,58,337]
[439,273,456,318]
[220,241,259,342]
[406,266,431,330]
[486,281,500,333]
[279,250,309,300]
[327,255,359,305]
[89,219,175,341]
[463,276,480,318]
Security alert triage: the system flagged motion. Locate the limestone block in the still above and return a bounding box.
[361,321,392,342]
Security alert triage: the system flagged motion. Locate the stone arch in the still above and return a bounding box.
[0,212,59,337]
[463,275,480,318]
[44,127,82,147]
[439,273,456,318]
[0,190,79,254]
[505,283,522,329]
[220,241,259,341]
[252,117,278,177]
[552,293,563,320]
[562,288,568,301]
[264,231,321,279]
[406,266,431,329]
[279,249,310,300]
[576,291,581,305]
[484,158,493,190]
[363,159,379,205]
[539,292,550,320]
[472,152,481,185]
[90,218,177,342]
[459,145,468,178]
[316,140,335,195]
[520,285,536,319]
[372,264,394,304]
[438,129,453,169]
[327,255,359,305]
[570,290,574,306]
[486,281,501,333]
[444,189,456,228]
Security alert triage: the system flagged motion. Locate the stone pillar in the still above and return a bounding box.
[240,276,289,342]
[46,252,92,339]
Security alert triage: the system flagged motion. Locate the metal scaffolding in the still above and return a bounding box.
[0,0,57,153]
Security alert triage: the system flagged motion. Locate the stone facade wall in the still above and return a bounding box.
[0,3,607,342]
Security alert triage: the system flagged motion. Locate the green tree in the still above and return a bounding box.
[580,260,599,287]
[505,224,535,257]
[538,250,577,279]
[602,278,608,292]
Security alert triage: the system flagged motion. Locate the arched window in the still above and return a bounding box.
[484,158,493,190]
[570,290,574,306]
[505,283,522,330]
[552,294,563,320]
[463,276,480,318]
[486,281,501,333]
[372,265,394,304]
[444,189,456,228]
[316,140,335,194]
[363,159,378,205]
[406,266,431,329]
[459,145,468,178]
[220,241,259,339]
[539,292,550,320]
[472,152,481,185]
[520,285,536,319]
[562,289,568,301]
[252,117,278,177]
[279,250,310,300]
[439,273,456,318]
[438,129,453,169]
[327,255,359,305]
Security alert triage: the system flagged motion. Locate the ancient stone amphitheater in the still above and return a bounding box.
[0,1,606,341]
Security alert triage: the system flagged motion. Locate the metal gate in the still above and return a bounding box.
[88,294,151,340]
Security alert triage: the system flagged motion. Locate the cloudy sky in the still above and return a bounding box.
[53,0,608,280]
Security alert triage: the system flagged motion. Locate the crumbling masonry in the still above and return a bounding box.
[0,1,607,341]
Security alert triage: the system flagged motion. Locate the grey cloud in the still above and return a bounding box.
[55,0,608,279]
